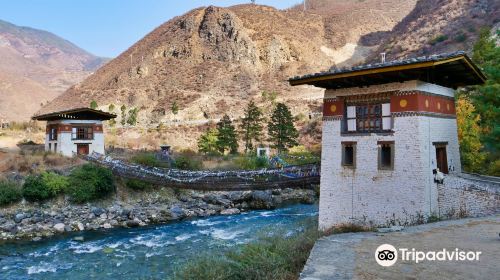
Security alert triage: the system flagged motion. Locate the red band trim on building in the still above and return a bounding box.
[391,91,455,115]
[323,97,344,117]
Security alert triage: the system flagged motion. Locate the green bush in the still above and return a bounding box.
[23,175,53,202]
[234,155,269,170]
[68,164,115,203]
[130,152,169,168]
[0,180,22,206]
[430,34,448,45]
[174,155,202,170]
[175,221,319,280]
[125,178,151,191]
[41,172,69,195]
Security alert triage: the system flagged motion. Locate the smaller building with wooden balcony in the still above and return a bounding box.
[32,108,116,157]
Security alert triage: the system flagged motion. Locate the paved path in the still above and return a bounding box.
[301,215,500,280]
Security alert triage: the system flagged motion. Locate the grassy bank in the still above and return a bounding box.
[174,220,319,280]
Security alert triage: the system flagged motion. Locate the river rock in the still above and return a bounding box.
[14,213,25,223]
[76,222,85,231]
[126,220,140,228]
[53,223,65,233]
[220,208,241,215]
[92,207,105,216]
[102,223,112,229]
[249,191,275,209]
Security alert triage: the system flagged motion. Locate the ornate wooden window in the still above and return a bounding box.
[344,102,392,133]
[72,126,93,140]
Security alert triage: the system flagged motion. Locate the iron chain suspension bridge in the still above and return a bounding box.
[83,153,321,191]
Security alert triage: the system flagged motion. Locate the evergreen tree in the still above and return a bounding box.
[239,101,264,153]
[127,108,139,126]
[268,103,298,153]
[171,100,179,115]
[90,100,98,109]
[108,104,115,112]
[198,128,219,155]
[120,105,127,126]
[216,115,239,154]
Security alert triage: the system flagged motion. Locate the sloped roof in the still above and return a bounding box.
[32,108,116,121]
[289,51,486,89]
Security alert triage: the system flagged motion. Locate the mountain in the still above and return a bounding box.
[0,19,107,121]
[38,2,416,124]
[361,0,500,62]
[38,1,499,149]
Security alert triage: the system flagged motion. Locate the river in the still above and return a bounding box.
[0,203,318,279]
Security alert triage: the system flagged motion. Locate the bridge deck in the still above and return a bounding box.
[83,153,320,191]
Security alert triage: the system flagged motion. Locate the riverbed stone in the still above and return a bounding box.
[103,223,112,229]
[14,213,25,223]
[220,208,241,215]
[53,223,65,233]
[76,222,85,231]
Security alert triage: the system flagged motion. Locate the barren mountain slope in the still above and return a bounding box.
[0,19,107,121]
[362,0,500,62]
[39,2,417,127]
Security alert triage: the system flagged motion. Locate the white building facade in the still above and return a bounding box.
[33,108,116,157]
[289,52,486,229]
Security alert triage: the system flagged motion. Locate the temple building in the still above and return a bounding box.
[32,108,116,157]
[289,52,486,228]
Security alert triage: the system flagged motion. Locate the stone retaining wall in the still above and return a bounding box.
[437,174,500,219]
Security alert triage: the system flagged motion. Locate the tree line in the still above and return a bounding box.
[456,27,499,176]
[198,101,299,155]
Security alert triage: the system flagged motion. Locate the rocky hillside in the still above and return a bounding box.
[37,1,499,149]
[362,0,500,62]
[39,2,416,125]
[0,19,107,121]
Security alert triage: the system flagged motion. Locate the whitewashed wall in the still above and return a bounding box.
[45,120,104,157]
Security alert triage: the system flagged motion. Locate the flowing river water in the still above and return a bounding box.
[0,203,318,279]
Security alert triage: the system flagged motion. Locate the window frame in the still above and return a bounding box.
[378,141,395,170]
[72,126,94,140]
[341,141,356,168]
[343,101,392,134]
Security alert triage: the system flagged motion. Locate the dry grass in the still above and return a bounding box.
[322,223,375,236]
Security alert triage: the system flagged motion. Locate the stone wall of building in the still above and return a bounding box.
[437,175,500,219]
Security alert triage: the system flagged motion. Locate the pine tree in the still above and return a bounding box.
[239,101,264,153]
[90,100,98,109]
[120,105,127,126]
[268,103,299,153]
[171,100,179,115]
[198,128,219,155]
[216,115,239,154]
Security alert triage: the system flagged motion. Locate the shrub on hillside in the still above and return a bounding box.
[41,172,69,195]
[0,180,22,206]
[22,175,53,202]
[174,156,202,170]
[234,155,269,170]
[125,178,151,191]
[131,152,169,168]
[68,164,115,203]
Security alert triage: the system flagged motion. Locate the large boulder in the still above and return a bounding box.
[248,191,275,209]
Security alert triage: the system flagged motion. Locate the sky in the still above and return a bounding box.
[0,0,301,58]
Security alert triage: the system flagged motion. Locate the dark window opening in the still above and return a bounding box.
[378,142,394,170]
[342,142,356,168]
[49,127,58,140]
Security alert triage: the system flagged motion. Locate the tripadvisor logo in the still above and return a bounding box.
[375,244,482,267]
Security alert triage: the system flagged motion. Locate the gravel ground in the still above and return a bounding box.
[301,215,500,280]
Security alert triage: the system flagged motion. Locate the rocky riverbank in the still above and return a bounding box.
[0,187,318,241]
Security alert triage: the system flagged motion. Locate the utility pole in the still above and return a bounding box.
[303,0,306,11]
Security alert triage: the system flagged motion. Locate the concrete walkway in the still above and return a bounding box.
[300,215,500,280]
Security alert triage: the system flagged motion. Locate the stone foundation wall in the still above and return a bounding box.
[437,175,500,219]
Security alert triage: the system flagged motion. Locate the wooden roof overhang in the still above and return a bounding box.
[289,52,486,90]
[32,108,117,121]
